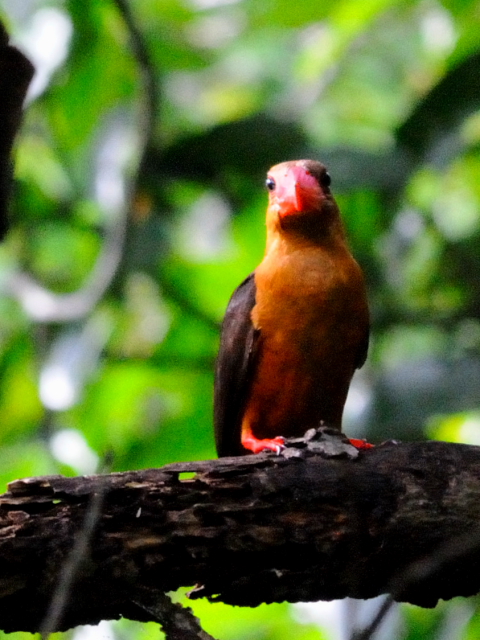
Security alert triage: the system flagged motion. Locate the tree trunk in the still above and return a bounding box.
[0,429,479,633]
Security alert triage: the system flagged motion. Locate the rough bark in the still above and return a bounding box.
[0,429,480,633]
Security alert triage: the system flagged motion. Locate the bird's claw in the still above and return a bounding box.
[242,435,286,455]
[348,438,374,450]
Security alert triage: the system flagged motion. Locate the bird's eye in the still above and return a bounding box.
[266,177,276,191]
[321,172,331,188]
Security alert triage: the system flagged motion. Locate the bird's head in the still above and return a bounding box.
[265,160,341,241]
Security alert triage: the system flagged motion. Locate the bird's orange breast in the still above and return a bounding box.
[242,239,368,440]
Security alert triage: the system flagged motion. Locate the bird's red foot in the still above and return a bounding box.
[348,438,374,449]
[242,435,285,454]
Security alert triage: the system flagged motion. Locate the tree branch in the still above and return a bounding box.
[0,429,479,633]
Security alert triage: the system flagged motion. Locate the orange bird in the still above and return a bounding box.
[214,159,369,456]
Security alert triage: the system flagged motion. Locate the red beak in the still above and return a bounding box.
[275,165,321,217]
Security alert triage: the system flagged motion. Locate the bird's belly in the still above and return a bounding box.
[243,262,366,439]
[244,325,354,439]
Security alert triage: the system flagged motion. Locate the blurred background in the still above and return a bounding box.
[1,0,480,638]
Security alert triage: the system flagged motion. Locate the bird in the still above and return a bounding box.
[214,159,369,457]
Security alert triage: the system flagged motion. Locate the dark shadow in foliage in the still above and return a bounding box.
[0,23,34,241]
[146,114,313,209]
[397,51,480,168]
[146,50,480,204]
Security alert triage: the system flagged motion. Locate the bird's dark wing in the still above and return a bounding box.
[214,273,259,457]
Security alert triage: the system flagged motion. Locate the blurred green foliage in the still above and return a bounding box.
[1,0,480,637]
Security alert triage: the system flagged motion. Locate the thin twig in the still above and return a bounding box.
[112,0,224,335]
[132,590,218,640]
[350,523,480,640]
[112,0,158,151]
[39,462,111,638]
[10,0,159,323]
[159,276,220,333]
[349,596,395,640]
